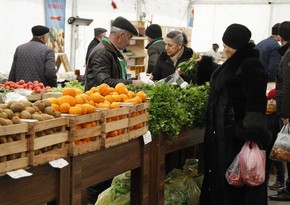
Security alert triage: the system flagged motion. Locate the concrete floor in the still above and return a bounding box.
[268,174,289,205]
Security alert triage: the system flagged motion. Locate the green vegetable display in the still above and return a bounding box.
[50,80,84,92]
[128,82,209,139]
[177,53,200,75]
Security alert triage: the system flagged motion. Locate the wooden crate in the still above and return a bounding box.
[26,93,42,101]
[0,123,29,175]
[65,111,102,156]
[125,101,150,140]
[26,117,68,166]
[42,92,62,99]
[100,107,130,148]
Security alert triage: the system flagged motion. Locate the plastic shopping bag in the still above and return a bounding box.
[159,70,185,85]
[239,141,266,186]
[225,154,244,187]
[270,125,290,162]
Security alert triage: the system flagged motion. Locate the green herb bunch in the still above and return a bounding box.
[128,82,209,139]
[177,53,200,75]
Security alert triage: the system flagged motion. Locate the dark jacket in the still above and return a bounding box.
[8,38,57,87]
[84,38,132,91]
[256,36,281,82]
[152,46,194,83]
[276,42,290,118]
[85,38,101,64]
[145,38,165,73]
[199,43,270,205]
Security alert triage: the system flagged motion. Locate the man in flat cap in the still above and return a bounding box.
[84,16,142,90]
[85,27,107,63]
[9,25,57,87]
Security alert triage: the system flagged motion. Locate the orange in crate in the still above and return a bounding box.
[62,87,77,97]
[115,83,128,95]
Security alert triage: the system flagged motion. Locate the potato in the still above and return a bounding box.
[19,110,32,119]
[10,102,25,113]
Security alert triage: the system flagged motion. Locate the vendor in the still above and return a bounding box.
[151,30,195,83]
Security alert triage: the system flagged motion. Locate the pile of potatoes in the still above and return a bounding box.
[0,99,62,126]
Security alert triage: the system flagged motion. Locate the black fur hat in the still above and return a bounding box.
[222,23,251,50]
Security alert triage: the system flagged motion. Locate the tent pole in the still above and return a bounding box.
[70,0,78,71]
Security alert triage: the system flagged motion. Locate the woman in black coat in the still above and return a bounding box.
[151,30,195,83]
[199,24,270,205]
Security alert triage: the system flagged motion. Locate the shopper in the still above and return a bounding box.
[198,23,270,205]
[8,25,57,87]
[269,21,290,201]
[145,24,165,73]
[151,30,195,83]
[205,43,226,63]
[85,27,107,64]
[256,23,281,82]
[265,89,285,190]
[84,16,142,90]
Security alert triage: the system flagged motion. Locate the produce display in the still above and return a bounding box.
[128,82,209,139]
[48,82,146,115]
[0,80,51,93]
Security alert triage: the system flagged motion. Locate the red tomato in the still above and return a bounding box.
[38,82,44,88]
[18,80,25,85]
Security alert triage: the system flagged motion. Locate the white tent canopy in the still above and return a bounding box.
[0,0,289,76]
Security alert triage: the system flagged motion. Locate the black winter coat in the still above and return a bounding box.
[199,43,270,205]
[85,38,101,64]
[276,42,290,118]
[152,46,195,83]
[84,38,132,91]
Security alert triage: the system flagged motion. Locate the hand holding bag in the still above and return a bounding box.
[270,124,290,162]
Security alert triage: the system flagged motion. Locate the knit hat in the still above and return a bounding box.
[222,23,251,49]
[94,28,107,37]
[145,24,162,39]
[272,23,280,35]
[112,16,138,36]
[278,21,290,41]
[267,89,276,99]
[31,25,49,36]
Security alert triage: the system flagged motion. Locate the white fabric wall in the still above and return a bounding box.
[0,0,290,77]
[192,2,290,52]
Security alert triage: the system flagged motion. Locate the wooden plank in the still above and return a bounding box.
[0,157,29,175]
[0,123,28,136]
[31,147,68,166]
[0,140,27,156]
[32,132,68,150]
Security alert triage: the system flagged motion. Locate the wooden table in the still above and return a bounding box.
[70,137,150,205]
[0,159,70,205]
[149,128,205,205]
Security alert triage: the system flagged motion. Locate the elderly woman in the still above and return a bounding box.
[198,24,270,205]
[151,30,194,83]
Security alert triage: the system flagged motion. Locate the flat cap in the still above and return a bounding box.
[94,28,107,36]
[112,16,138,36]
[31,25,49,36]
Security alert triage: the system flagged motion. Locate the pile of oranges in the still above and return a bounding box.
[47,83,147,115]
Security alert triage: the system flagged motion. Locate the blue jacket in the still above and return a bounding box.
[256,36,281,82]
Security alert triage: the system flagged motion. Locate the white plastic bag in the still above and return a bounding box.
[159,70,185,85]
[270,125,290,162]
[225,154,244,187]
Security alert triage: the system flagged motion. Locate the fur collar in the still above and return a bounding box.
[213,42,259,91]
